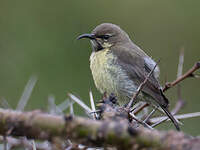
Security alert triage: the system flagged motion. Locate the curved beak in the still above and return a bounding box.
[77,33,95,40]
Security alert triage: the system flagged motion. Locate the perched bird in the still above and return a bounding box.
[78,23,180,130]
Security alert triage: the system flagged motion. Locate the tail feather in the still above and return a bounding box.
[160,105,180,131]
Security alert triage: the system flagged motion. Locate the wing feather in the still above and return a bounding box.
[112,45,169,107]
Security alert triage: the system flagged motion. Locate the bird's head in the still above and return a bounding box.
[77,23,130,52]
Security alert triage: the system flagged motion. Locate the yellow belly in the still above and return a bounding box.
[90,49,117,94]
[90,49,138,105]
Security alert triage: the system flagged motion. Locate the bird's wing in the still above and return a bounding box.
[112,45,169,107]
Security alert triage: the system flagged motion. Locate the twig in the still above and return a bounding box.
[89,91,97,119]
[132,103,149,114]
[70,101,74,116]
[163,61,200,92]
[57,99,72,113]
[129,113,153,130]
[16,76,37,111]
[177,48,184,79]
[68,93,92,113]
[177,48,184,100]
[126,61,159,110]
[150,112,200,124]
[48,95,58,115]
[173,49,185,115]
[171,99,185,115]
[143,106,158,123]
[151,118,168,128]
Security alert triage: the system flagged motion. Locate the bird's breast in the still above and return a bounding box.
[90,49,116,94]
[90,49,138,104]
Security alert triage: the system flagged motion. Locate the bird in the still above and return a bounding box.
[77,23,180,131]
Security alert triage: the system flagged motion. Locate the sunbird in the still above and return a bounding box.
[78,23,180,130]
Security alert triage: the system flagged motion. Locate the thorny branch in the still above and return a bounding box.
[0,108,199,150]
[163,61,200,92]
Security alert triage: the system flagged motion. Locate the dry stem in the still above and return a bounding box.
[0,109,199,150]
[163,61,200,92]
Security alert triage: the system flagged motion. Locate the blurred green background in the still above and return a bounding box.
[0,0,199,135]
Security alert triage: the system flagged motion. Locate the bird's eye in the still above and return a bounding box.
[97,34,111,40]
[102,34,110,39]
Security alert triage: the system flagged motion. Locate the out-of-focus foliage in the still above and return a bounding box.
[0,0,199,135]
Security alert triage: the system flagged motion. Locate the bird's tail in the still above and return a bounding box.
[160,105,180,131]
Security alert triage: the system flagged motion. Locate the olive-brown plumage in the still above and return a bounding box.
[78,23,180,131]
